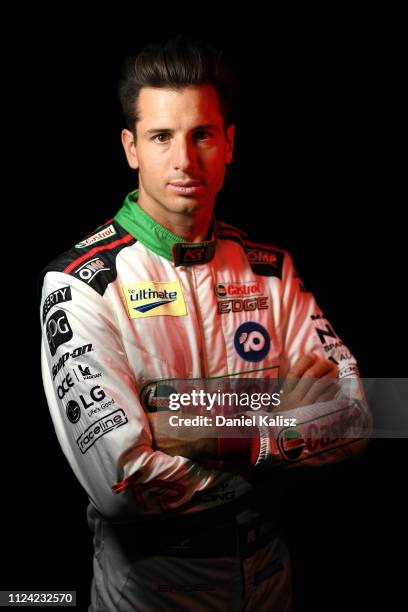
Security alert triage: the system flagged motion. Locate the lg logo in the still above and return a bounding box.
[65,386,108,423]
[46,310,73,356]
[66,400,81,424]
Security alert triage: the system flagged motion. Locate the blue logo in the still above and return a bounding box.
[134,299,176,313]
[234,322,270,362]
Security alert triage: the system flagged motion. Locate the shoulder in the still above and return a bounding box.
[217,220,287,279]
[39,218,136,296]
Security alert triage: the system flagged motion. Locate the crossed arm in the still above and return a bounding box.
[147,353,339,463]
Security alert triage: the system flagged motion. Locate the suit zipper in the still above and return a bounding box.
[185,266,209,378]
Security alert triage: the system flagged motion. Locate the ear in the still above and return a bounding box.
[225,124,235,164]
[121,129,139,169]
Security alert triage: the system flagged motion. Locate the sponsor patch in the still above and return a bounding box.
[214,281,264,298]
[244,247,284,278]
[46,310,73,356]
[73,257,110,284]
[172,242,216,266]
[76,409,128,454]
[234,322,271,362]
[42,286,72,323]
[75,224,117,248]
[122,281,187,319]
[66,400,81,424]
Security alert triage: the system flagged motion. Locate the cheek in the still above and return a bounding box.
[139,150,165,174]
[206,150,227,177]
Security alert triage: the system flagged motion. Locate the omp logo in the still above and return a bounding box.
[74,258,110,283]
[75,224,116,248]
[246,250,277,265]
[76,409,128,454]
[215,281,263,298]
[122,281,187,319]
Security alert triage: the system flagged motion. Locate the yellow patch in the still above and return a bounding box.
[122,281,187,319]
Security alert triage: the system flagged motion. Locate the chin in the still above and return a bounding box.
[168,196,203,214]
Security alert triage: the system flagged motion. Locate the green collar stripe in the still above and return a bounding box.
[115,190,217,266]
[114,190,188,260]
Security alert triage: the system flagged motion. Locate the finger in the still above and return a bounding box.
[303,358,338,379]
[282,354,317,393]
[303,377,340,405]
[288,361,338,402]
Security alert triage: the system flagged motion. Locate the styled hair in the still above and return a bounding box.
[118,35,236,137]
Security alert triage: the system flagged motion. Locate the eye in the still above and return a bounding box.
[153,133,170,143]
[194,130,212,141]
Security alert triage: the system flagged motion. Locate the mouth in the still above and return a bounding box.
[168,180,204,195]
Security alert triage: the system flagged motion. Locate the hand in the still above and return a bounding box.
[279,353,340,411]
[146,411,217,459]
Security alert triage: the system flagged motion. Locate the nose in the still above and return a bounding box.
[171,136,197,173]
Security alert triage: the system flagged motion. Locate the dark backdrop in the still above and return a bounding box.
[4,16,405,611]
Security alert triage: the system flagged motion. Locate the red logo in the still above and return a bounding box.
[112,471,186,511]
[183,248,205,261]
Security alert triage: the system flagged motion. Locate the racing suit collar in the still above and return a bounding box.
[114,189,218,266]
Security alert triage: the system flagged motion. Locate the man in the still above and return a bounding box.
[39,36,370,611]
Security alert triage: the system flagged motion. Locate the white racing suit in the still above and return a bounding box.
[39,190,370,611]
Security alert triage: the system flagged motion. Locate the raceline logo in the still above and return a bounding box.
[75,224,117,248]
[214,281,264,298]
[73,257,110,283]
[122,281,187,319]
[76,408,128,454]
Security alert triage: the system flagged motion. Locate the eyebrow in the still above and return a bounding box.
[144,124,219,137]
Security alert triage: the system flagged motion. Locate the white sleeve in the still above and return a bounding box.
[40,271,232,520]
[253,252,372,469]
[279,251,359,379]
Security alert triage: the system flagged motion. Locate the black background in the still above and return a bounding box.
[4,10,405,611]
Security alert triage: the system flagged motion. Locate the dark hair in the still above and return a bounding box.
[118,35,236,138]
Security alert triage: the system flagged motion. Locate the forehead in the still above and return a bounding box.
[136,85,223,129]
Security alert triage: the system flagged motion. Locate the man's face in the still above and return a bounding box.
[122,84,235,216]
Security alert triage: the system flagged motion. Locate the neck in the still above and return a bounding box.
[137,188,213,243]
